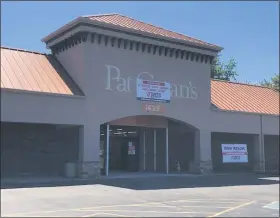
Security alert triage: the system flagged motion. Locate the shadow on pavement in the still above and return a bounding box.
[1,173,279,190]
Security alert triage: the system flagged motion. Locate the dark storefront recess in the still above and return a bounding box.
[99,125,141,174]
[211,132,255,172]
[141,128,154,172]
[1,122,79,178]
[168,120,195,173]
[109,126,140,172]
[99,119,196,175]
[139,127,168,173]
[264,135,279,173]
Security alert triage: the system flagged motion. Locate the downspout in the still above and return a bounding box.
[260,115,265,172]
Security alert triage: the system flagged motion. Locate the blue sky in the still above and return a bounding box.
[1,1,279,83]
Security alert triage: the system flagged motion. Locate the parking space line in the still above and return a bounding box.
[80,209,212,214]
[167,199,242,204]
[93,204,230,209]
[83,212,131,217]
[1,203,155,217]
[181,205,231,209]
[82,213,102,217]
[168,198,250,201]
[208,201,256,217]
[2,198,250,217]
[110,204,176,208]
[263,201,279,210]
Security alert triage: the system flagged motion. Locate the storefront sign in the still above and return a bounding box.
[105,65,198,100]
[137,79,170,103]
[221,144,248,163]
[143,103,165,113]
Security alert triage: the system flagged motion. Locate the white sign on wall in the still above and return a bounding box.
[136,79,171,103]
[221,144,248,163]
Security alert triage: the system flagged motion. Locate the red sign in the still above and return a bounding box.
[142,80,165,86]
[143,103,165,113]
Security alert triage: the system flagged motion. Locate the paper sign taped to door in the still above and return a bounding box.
[128,141,136,155]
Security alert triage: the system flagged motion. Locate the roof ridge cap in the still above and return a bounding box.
[116,14,219,47]
[83,13,119,18]
[1,46,48,55]
[211,78,279,91]
[85,13,220,48]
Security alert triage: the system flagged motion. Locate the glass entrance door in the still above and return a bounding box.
[140,128,167,173]
[141,128,155,172]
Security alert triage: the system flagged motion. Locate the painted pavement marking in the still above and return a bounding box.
[82,212,132,217]
[207,201,256,217]
[263,201,279,210]
[2,198,251,217]
[81,209,210,214]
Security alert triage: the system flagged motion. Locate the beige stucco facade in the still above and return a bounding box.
[1,18,279,178]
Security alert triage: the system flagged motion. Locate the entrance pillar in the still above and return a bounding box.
[253,134,265,173]
[154,129,157,171]
[165,127,169,174]
[78,124,100,179]
[143,131,146,171]
[105,124,110,176]
[193,129,213,174]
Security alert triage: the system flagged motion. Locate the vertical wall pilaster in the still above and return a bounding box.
[253,134,265,173]
[193,129,213,174]
[78,124,101,178]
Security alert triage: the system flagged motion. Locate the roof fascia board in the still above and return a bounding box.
[45,26,85,48]
[45,23,218,56]
[42,17,83,42]
[211,107,279,117]
[1,88,85,99]
[42,17,222,53]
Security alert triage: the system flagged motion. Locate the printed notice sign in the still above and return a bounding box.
[128,142,135,155]
[136,79,171,103]
[221,144,248,163]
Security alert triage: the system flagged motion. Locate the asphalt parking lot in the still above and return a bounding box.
[1,174,279,217]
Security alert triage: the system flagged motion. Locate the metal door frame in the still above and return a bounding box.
[141,127,168,173]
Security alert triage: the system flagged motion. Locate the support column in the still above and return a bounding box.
[105,124,110,176]
[154,129,157,171]
[254,134,265,173]
[193,129,213,174]
[165,127,169,174]
[78,124,101,179]
[139,130,144,172]
[143,131,146,171]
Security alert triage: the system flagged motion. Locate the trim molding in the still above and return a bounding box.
[50,31,214,64]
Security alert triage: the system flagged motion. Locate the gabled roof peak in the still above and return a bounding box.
[83,13,222,50]
[42,13,222,52]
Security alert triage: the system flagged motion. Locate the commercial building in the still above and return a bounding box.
[1,14,279,179]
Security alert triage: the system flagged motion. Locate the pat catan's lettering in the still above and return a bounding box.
[105,65,198,99]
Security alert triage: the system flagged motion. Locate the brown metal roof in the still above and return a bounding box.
[211,80,280,115]
[1,46,278,115]
[84,14,222,50]
[1,47,83,96]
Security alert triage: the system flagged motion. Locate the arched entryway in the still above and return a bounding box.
[99,115,197,176]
